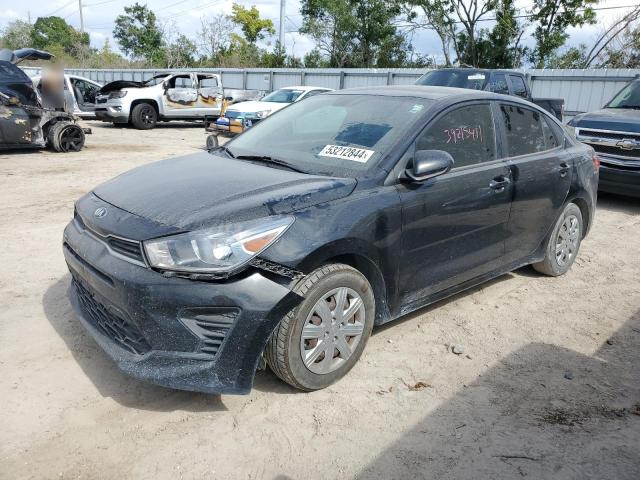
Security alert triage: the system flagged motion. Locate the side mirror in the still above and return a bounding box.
[406,150,454,182]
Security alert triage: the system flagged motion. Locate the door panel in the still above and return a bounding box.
[195,75,223,114]
[398,162,512,307]
[497,103,572,262]
[397,102,513,309]
[163,74,198,115]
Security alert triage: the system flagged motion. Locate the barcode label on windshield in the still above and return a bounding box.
[318,145,375,163]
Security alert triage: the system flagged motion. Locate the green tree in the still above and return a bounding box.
[0,20,33,50]
[457,0,526,68]
[300,0,403,67]
[113,3,164,64]
[529,0,598,68]
[164,34,197,68]
[230,4,275,44]
[31,16,89,55]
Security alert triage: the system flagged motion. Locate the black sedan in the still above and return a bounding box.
[63,86,599,394]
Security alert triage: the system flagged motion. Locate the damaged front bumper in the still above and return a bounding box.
[62,214,303,394]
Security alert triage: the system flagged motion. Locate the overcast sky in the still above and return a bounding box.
[0,0,637,64]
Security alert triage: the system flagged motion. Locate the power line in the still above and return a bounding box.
[45,0,76,17]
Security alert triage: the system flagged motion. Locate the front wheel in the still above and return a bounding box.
[265,264,375,391]
[130,103,157,130]
[533,202,583,276]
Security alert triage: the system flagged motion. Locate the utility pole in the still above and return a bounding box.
[78,0,84,33]
[27,10,31,24]
[279,0,285,49]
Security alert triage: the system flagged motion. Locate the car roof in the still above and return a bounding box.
[280,85,332,92]
[329,84,499,101]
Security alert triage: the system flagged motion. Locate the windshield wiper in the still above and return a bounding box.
[609,105,640,110]
[235,155,306,173]
[210,145,235,158]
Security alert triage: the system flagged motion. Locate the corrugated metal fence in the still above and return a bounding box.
[23,66,640,116]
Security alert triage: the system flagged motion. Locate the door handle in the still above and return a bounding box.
[559,161,570,177]
[489,175,511,191]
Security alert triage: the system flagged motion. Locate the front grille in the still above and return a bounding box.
[73,278,151,355]
[106,237,145,263]
[578,129,640,141]
[74,210,145,265]
[96,97,107,104]
[180,309,237,357]
[592,144,640,160]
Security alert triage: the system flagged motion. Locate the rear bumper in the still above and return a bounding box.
[598,162,640,198]
[63,217,302,394]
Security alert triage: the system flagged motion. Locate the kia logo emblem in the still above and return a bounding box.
[94,207,108,218]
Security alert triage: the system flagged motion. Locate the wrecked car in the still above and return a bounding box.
[64,86,598,394]
[206,85,333,148]
[0,48,86,152]
[95,71,264,130]
[32,73,102,119]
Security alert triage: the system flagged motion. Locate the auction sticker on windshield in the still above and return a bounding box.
[318,145,375,163]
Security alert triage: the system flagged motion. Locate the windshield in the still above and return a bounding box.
[607,81,640,109]
[143,74,168,86]
[225,94,432,177]
[415,70,488,90]
[261,88,305,103]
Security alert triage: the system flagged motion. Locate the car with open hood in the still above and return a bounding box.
[94,71,264,129]
[63,86,598,394]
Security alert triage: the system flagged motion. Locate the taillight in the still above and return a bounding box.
[593,153,600,170]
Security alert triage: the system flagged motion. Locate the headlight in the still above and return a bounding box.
[255,110,271,119]
[109,90,127,99]
[143,216,294,273]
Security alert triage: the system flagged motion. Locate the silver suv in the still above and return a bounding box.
[95,72,228,129]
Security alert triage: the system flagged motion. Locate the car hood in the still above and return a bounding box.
[227,100,289,114]
[99,80,148,93]
[93,152,356,232]
[570,108,640,134]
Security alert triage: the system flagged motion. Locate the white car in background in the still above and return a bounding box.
[210,86,333,139]
[32,74,102,119]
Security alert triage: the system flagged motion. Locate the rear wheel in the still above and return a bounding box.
[206,134,218,150]
[130,103,157,130]
[533,202,583,276]
[48,121,85,152]
[265,264,375,391]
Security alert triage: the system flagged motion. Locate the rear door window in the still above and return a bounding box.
[490,73,509,94]
[499,104,549,156]
[416,103,497,168]
[508,75,528,98]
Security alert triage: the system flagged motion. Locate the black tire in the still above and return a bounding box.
[533,202,583,276]
[48,121,85,152]
[130,103,157,130]
[265,263,375,391]
[206,134,218,150]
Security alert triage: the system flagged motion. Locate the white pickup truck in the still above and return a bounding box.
[95,72,263,129]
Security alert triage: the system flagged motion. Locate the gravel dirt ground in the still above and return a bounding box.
[1,121,639,480]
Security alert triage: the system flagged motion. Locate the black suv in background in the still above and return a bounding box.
[568,78,640,198]
[416,69,564,120]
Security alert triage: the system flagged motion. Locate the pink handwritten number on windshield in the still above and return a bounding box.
[444,125,483,144]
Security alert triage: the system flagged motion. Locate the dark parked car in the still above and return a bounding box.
[568,78,640,198]
[415,68,565,120]
[0,48,87,152]
[63,86,598,394]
